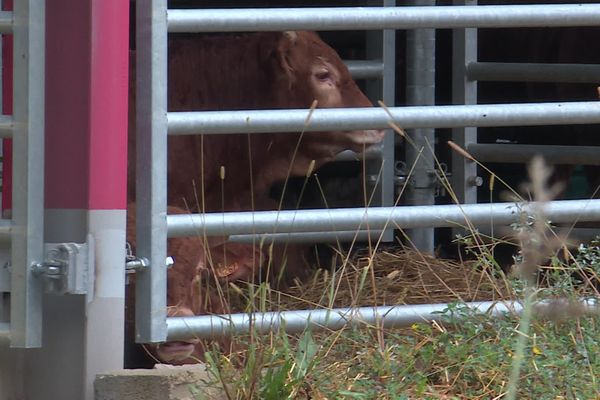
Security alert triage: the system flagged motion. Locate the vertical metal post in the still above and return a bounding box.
[451,0,478,204]
[136,0,168,343]
[405,0,436,253]
[10,0,45,348]
[366,0,396,242]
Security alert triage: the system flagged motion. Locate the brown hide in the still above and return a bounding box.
[127,32,381,365]
[126,203,230,365]
[129,31,381,279]
[129,31,381,211]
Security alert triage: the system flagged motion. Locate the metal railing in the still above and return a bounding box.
[0,1,46,348]
[136,2,600,343]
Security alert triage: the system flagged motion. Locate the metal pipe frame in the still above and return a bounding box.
[168,101,600,136]
[135,0,169,343]
[0,116,11,138]
[229,230,385,244]
[468,144,600,166]
[363,0,396,243]
[168,199,600,237]
[405,0,436,253]
[167,5,600,32]
[10,0,45,348]
[451,0,478,205]
[345,60,384,79]
[0,11,11,34]
[467,62,600,84]
[166,298,600,340]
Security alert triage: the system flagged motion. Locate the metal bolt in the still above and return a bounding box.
[166,256,174,269]
[31,262,45,276]
[467,176,484,187]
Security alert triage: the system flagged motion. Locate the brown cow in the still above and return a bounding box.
[129,31,382,280]
[126,204,239,365]
[127,31,383,365]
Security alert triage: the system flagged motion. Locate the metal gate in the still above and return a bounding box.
[134,1,600,344]
[0,0,45,349]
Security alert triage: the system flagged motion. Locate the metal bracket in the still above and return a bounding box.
[124,242,173,284]
[31,242,90,295]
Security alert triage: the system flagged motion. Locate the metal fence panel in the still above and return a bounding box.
[10,0,45,348]
[135,0,169,343]
[167,5,600,32]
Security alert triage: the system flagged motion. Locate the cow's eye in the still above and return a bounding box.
[315,70,332,81]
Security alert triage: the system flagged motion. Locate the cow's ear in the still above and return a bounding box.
[277,32,296,87]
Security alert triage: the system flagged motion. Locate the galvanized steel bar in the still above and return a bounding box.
[0,11,12,34]
[168,199,600,237]
[467,62,600,83]
[451,0,478,205]
[135,0,168,343]
[167,299,600,340]
[345,60,384,79]
[0,322,9,336]
[10,0,45,348]
[468,144,600,166]
[167,301,516,339]
[229,230,385,244]
[167,5,600,33]
[0,116,12,138]
[405,0,436,253]
[168,101,600,136]
[363,0,395,243]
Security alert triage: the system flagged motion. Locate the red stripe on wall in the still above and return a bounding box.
[89,0,129,210]
[45,0,129,210]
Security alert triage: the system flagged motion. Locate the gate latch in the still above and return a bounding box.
[32,243,89,295]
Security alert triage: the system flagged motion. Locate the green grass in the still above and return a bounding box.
[194,305,599,399]
[185,155,600,399]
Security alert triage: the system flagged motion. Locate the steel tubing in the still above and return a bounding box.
[0,11,12,34]
[468,144,600,166]
[167,101,600,136]
[229,230,385,244]
[345,60,384,79]
[0,116,13,138]
[167,199,600,237]
[467,62,600,83]
[167,5,600,33]
[166,299,599,340]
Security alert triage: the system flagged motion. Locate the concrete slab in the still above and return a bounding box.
[94,364,227,400]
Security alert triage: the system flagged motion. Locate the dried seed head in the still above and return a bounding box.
[388,121,406,138]
[447,140,475,162]
[306,159,315,177]
[220,166,225,180]
[305,99,318,126]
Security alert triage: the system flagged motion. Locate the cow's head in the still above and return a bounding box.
[274,31,384,159]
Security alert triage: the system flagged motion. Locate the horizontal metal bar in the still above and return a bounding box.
[345,60,384,79]
[0,11,12,34]
[0,323,9,336]
[229,230,385,244]
[468,144,600,166]
[467,62,600,84]
[168,101,600,135]
[166,298,599,340]
[167,199,600,237]
[167,5,600,33]
[0,219,12,243]
[0,116,13,138]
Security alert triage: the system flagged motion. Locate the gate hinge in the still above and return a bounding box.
[32,242,90,295]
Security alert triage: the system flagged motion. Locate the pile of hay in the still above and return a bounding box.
[274,248,514,311]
